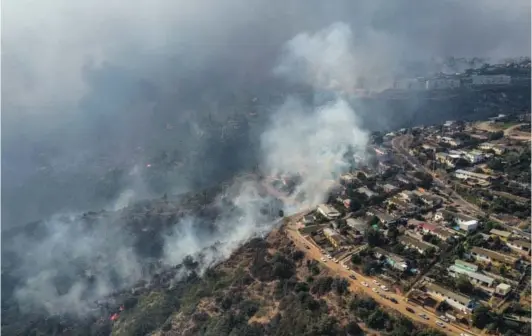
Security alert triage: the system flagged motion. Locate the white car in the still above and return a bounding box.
[460,334,472,336]
[320,257,326,262]
[326,255,332,259]
[436,322,445,328]
[373,280,380,285]
[342,264,348,268]
[380,285,389,291]
[372,288,379,293]
[361,281,369,287]
[333,258,338,263]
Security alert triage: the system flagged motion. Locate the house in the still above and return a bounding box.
[382,183,398,193]
[464,150,485,164]
[398,236,439,254]
[489,229,513,241]
[418,223,455,241]
[454,169,491,181]
[448,265,495,287]
[357,187,377,198]
[323,228,343,248]
[472,74,511,85]
[436,211,480,232]
[425,283,474,313]
[454,259,479,272]
[435,152,455,168]
[302,214,316,225]
[346,218,367,234]
[470,247,519,266]
[317,204,341,219]
[417,193,442,207]
[426,78,461,90]
[387,197,413,211]
[373,247,408,271]
[433,227,456,241]
[440,136,462,147]
[494,283,512,297]
[507,239,531,254]
[396,174,412,185]
[366,209,396,225]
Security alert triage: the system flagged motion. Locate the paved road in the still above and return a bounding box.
[283,214,472,336]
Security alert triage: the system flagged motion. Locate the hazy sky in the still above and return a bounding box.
[2,0,531,226]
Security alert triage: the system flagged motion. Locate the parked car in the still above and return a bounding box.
[439,316,449,322]
[380,285,389,291]
[436,322,445,328]
[349,275,356,280]
[361,282,369,287]
[406,307,415,313]
[389,298,398,304]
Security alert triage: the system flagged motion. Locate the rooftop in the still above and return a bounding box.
[471,247,519,264]
[489,229,513,238]
[448,265,495,285]
[398,235,439,252]
[425,282,472,305]
[509,239,531,249]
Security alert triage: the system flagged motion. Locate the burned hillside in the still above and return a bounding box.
[1,176,284,335]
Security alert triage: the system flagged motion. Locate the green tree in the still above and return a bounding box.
[455,275,474,294]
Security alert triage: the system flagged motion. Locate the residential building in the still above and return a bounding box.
[302,214,316,225]
[382,183,398,193]
[465,150,485,164]
[323,228,343,248]
[440,136,462,147]
[471,247,519,266]
[346,218,366,234]
[317,204,341,219]
[357,187,377,198]
[494,283,512,297]
[398,236,438,254]
[454,259,479,272]
[507,239,531,254]
[418,223,455,241]
[448,265,495,287]
[458,219,479,232]
[471,74,511,85]
[489,229,513,241]
[454,169,491,181]
[373,247,408,271]
[366,209,396,225]
[425,283,474,313]
[426,78,461,90]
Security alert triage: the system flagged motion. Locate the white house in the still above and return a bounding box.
[448,265,495,287]
[454,169,491,181]
[494,283,512,297]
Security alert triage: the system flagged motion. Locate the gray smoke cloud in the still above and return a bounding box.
[3,0,530,228]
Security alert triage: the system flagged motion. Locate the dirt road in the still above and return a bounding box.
[283,217,473,336]
[475,121,530,141]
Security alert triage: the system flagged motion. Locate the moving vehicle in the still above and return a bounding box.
[361,281,369,287]
[372,288,379,293]
[372,280,380,285]
[406,307,415,313]
[439,316,449,322]
[418,313,429,320]
[436,322,445,328]
[389,298,398,304]
[320,257,326,262]
[380,285,389,291]
[349,275,356,280]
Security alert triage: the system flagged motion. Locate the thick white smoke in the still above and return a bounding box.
[266,22,370,209]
